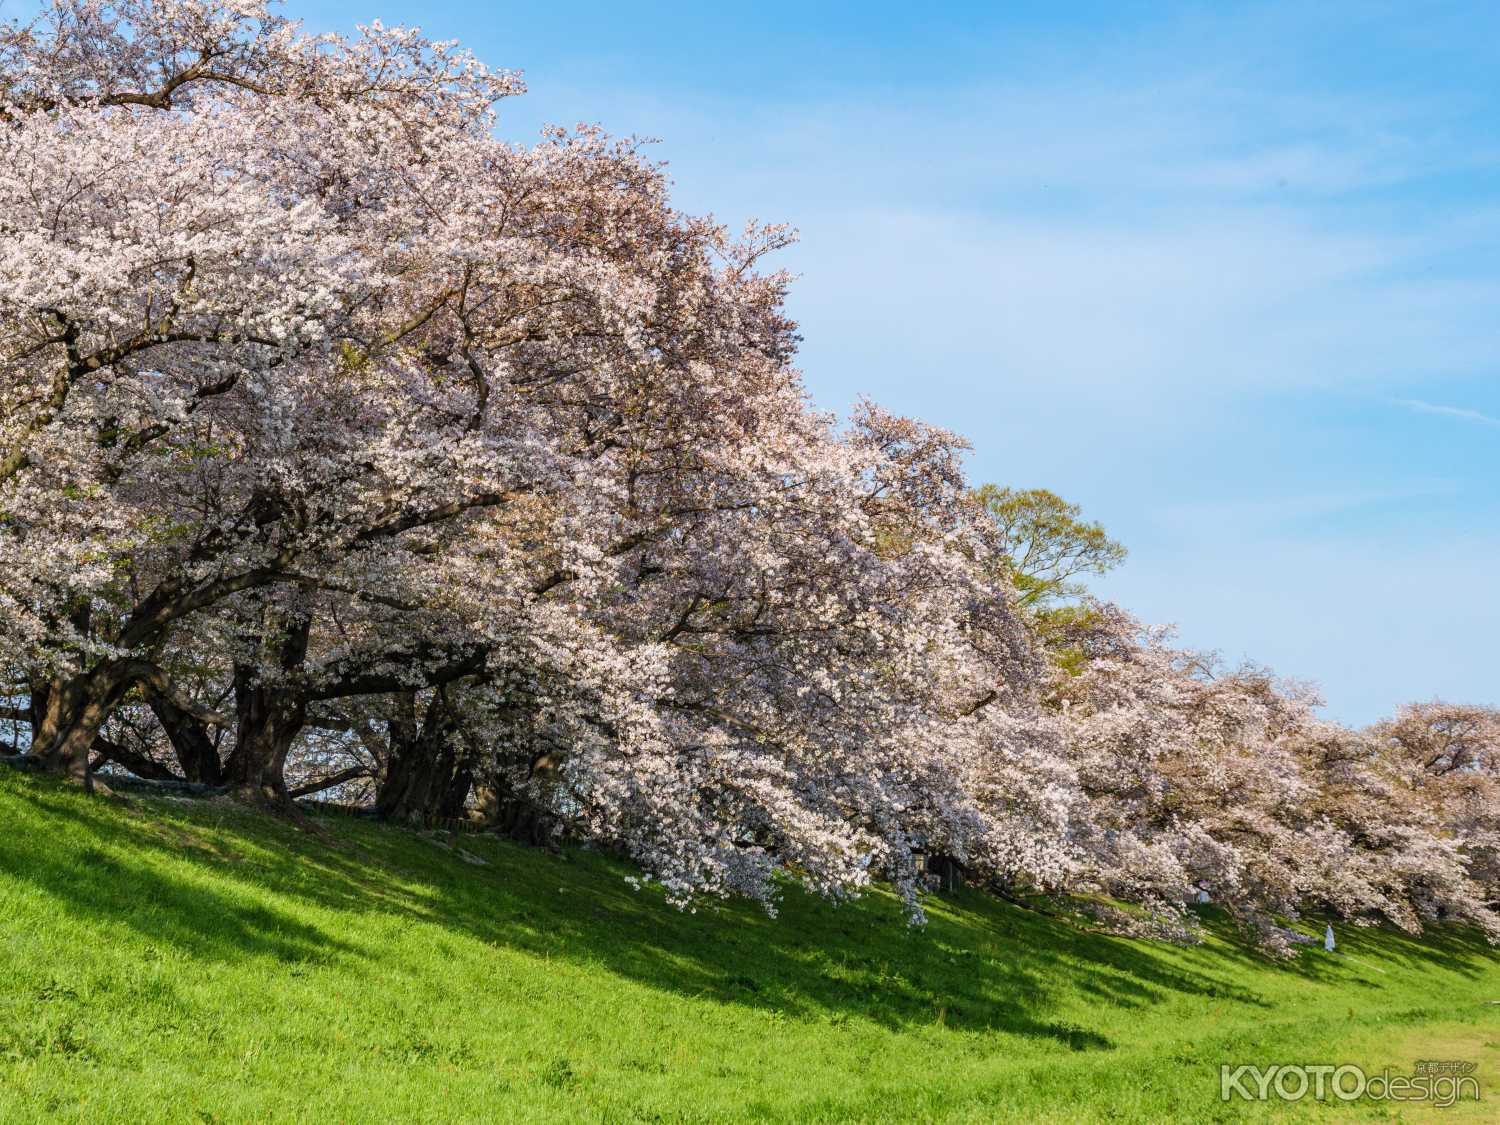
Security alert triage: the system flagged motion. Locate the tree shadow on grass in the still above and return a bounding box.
[1177,902,1498,988]
[0,783,361,968]
[5,774,1496,1056]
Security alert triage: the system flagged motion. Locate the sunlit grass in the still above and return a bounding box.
[1,770,1496,1123]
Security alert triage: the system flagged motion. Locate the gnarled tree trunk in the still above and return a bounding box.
[472,745,561,846]
[146,690,223,784]
[375,688,473,825]
[27,661,150,789]
[474,779,555,846]
[224,613,310,806]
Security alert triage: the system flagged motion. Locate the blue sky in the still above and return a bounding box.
[304,1,1498,723]
[47,0,1500,722]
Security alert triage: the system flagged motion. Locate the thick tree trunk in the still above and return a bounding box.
[26,677,53,752]
[225,676,304,805]
[146,691,223,784]
[224,614,311,806]
[375,689,473,824]
[475,781,555,846]
[440,756,475,820]
[26,662,145,789]
[471,747,559,846]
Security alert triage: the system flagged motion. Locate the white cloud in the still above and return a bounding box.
[1392,398,1500,427]
[506,11,1500,722]
[554,75,1500,422]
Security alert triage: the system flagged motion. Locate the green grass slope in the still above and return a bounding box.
[1,770,1498,1123]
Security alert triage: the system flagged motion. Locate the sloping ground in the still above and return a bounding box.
[0,770,1496,1123]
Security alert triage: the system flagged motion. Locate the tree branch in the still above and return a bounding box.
[289,766,370,799]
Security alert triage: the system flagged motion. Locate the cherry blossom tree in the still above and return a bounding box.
[0,0,1059,914]
[1044,608,1500,951]
[2,1,1495,940]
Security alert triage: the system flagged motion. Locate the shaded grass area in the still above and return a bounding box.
[0,770,1497,1122]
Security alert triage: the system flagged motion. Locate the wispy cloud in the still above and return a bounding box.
[565,69,1500,419]
[481,0,1500,723]
[1392,398,1500,427]
[1152,485,1456,537]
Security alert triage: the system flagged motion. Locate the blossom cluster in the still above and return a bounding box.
[2,2,1494,948]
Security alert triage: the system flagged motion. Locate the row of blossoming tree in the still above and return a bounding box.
[2,1,1496,953]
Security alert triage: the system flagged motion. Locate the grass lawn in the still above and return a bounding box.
[1,768,1497,1123]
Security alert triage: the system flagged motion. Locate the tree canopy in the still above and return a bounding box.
[1,0,1495,952]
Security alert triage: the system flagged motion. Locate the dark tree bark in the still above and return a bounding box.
[470,741,562,846]
[26,660,153,789]
[475,782,555,846]
[145,689,224,784]
[21,566,283,785]
[288,765,369,799]
[26,677,51,751]
[374,688,473,824]
[91,735,182,781]
[223,613,311,806]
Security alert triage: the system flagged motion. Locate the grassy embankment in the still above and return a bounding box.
[1,769,1497,1123]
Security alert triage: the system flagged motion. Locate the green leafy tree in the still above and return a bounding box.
[975,485,1126,666]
